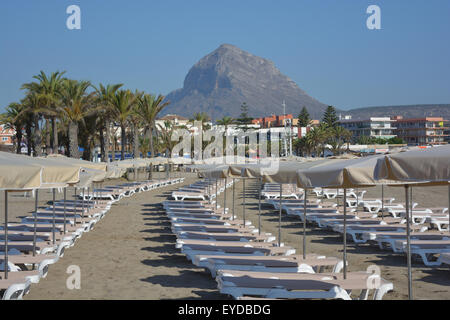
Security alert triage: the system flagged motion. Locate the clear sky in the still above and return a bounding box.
[1,0,449,111]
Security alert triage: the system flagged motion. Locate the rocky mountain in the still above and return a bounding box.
[163,44,329,120]
[344,104,450,120]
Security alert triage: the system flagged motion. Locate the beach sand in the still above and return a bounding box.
[2,172,447,300]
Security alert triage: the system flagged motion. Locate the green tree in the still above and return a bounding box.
[298,106,311,127]
[1,103,25,154]
[306,124,331,157]
[216,116,234,131]
[56,79,95,158]
[93,83,123,162]
[322,105,338,129]
[235,102,253,131]
[328,126,352,155]
[135,94,170,158]
[22,71,66,154]
[109,90,137,160]
[158,120,176,158]
[20,92,44,156]
[293,136,313,157]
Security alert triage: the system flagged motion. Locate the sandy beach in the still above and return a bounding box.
[1,172,446,300]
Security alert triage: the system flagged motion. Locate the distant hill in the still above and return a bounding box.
[163,44,330,120]
[344,104,450,120]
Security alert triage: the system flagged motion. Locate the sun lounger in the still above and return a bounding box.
[175,240,296,261]
[362,231,450,252]
[171,191,208,201]
[195,254,344,277]
[385,206,430,219]
[169,216,251,226]
[0,239,71,258]
[0,276,32,300]
[441,252,450,266]
[177,231,276,243]
[286,207,340,219]
[1,253,58,276]
[172,224,257,234]
[216,270,393,300]
[394,240,450,266]
[332,224,428,243]
[425,216,450,231]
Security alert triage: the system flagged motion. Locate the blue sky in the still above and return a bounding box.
[1,0,449,111]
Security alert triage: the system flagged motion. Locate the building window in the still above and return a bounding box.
[2,137,8,142]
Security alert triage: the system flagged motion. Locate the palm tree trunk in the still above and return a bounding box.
[121,124,126,160]
[100,128,105,160]
[45,118,51,154]
[52,117,58,154]
[133,124,139,159]
[149,127,154,158]
[15,130,22,154]
[104,121,111,162]
[25,122,32,156]
[68,121,79,158]
[33,115,42,157]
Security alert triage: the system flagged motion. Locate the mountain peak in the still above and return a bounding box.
[164,45,328,120]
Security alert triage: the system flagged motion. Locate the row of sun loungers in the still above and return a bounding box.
[0,177,183,300]
[267,186,450,268]
[160,179,394,300]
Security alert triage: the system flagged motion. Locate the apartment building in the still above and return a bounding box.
[252,114,298,128]
[393,116,448,146]
[0,125,15,146]
[338,116,396,141]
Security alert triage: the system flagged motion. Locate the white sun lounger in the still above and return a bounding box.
[177,231,276,243]
[394,240,450,266]
[175,240,296,262]
[441,252,450,266]
[216,270,393,300]
[195,254,344,277]
[367,232,450,252]
[332,224,428,243]
[0,276,32,300]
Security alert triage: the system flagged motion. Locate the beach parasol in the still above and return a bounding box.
[375,145,450,299]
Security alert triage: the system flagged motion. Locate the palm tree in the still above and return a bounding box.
[138,136,150,159]
[190,112,211,131]
[20,93,44,156]
[158,120,176,158]
[134,94,170,158]
[306,124,329,157]
[216,116,234,131]
[93,83,123,162]
[1,103,25,154]
[56,79,94,158]
[21,71,66,154]
[109,90,137,160]
[328,126,352,155]
[293,136,313,157]
[216,116,234,156]
[129,90,144,159]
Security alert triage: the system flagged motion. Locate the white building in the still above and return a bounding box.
[338,116,396,140]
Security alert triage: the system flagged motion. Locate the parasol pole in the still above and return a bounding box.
[4,191,8,279]
[303,188,307,259]
[278,183,282,247]
[33,190,38,257]
[343,188,347,280]
[405,185,413,300]
[258,177,262,236]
